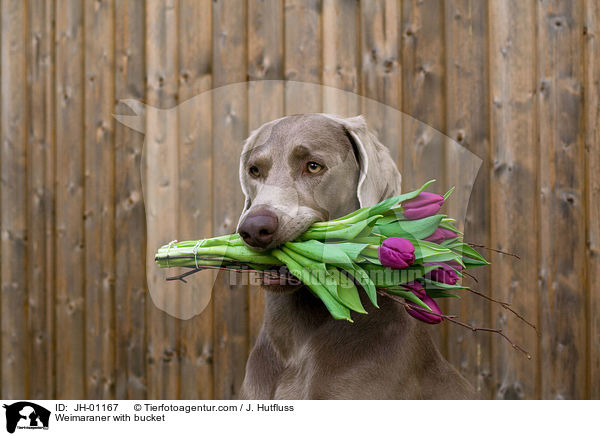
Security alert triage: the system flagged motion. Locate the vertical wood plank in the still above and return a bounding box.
[444,0,493,398]
[247,0,284,349]
[584,0,600,400]
[114,0,147,400]
[360,0,402,163]
[212,0,248,399]
[55,0,85,399]
[146,0,180,399]
[1,0,28,399]
[401,0,447,165]
[84,0,116,399]
[401,0,447,354]
[284,0,322,114]
[537,0,587,400]
[489,0,538,399]
[178,0,214,400]
[322,0,360,116]
[27,0,55,400]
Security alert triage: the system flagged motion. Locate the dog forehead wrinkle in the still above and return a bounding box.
[291,144,310,158]
[247,152,272,170]
[271,114,351,149]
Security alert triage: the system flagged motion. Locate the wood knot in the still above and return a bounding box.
[383,59,394,73]
[162,348,175,362]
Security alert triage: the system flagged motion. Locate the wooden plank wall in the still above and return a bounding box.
[0,0,598,399]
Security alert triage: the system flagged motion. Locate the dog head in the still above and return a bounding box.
[237,114,402,290]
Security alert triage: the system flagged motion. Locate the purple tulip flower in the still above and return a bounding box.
[402,281,443,324]
[402,192,445,220]
[378,237,415,269]
[424,227,458,244]
[425,261,463,285]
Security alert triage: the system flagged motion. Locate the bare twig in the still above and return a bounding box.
[166,265,249,282]
[465,288,539,335]
[378,290,532,359]
[462,271,479,283]
[466,243,521,260]
[166,264,296,283]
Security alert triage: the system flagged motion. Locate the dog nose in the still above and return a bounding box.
[238,210,278,249]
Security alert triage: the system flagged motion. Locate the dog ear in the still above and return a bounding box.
[326,114,402,207]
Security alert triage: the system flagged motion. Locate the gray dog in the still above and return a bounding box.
[236,114,476,399]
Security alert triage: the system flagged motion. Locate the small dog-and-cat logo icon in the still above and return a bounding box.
[2,402,50,433]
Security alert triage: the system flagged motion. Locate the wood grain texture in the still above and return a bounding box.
[178,0,214,400]
[1,0,28,399]
[114,0,147,400]
[248,0,284,349]
[145,0,180,399]
[489,0,539,399]
[84,0,116,399]
[444,0,492,398]
[360,0,402,163]
[285,0,322,114]
[54,0,86,399]
[322,0,360,116]
[27,0,55,400]
[537,0,587,400]
[584,0,600,400]
[212,0,248,400]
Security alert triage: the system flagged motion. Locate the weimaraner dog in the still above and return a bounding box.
[236,114,476,399]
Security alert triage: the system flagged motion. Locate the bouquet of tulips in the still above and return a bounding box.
[155,181,489,323]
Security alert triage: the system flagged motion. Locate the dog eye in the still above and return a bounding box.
[249,166,260,177]
[306,162,323,174]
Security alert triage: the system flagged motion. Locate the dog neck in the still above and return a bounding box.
[261,285,412,363]
[261,287,328,360]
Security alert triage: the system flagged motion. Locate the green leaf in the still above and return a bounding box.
[374,214,402,226]
[383,288,432,312]
[439,219,462,235]
[349,236,383,245]
[301,215,381,241]
[409,239,464,265]
[426,289,460,299]
[463,257,489,268]
[447,242,490,265]
[281,247,362,317]
[333,243,370,261]
[421,278,469,290]
[443,186,455,201]
[337,263,378,308]
[272,248,352,321]
[373,215,443,240]
[357,255,381,265]
[327,267,367,314]
[360,245,379,258]
[285,240,354,266]
[440,237,461,247]
[365,195,403,217]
